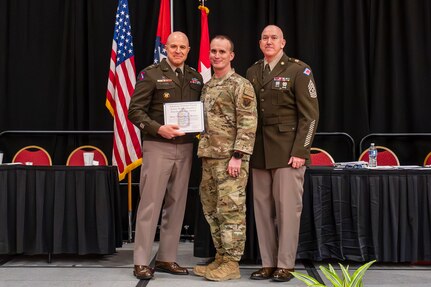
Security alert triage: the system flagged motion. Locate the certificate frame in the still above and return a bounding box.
[163,101,204,133]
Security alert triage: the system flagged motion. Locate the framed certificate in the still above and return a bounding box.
[163,101,204,133]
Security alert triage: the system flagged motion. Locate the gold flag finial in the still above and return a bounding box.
[198,0,209,14]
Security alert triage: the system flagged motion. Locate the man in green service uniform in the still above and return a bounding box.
[246,25,319,282]
[129,31,203,280]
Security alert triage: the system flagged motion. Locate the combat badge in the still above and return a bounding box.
[308,79,317,98]
[190,78,202,85]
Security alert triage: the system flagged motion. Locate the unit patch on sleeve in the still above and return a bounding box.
[137,71,145,81]
[303,68,311,76]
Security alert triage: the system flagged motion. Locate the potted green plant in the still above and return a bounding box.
[291,260,376,287]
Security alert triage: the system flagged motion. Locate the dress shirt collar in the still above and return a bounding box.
[264,50,284,71]
[166,58,184,73]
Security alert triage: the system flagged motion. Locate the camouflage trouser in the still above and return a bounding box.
[200,157,249,261]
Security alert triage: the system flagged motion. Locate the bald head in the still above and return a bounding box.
[165,31,191,67]
[259,25,286,62]
[166,31,189,46]
[261,25,284,40]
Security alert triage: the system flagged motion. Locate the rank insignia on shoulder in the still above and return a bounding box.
[303,68,311,76]
[137,71,145,81]
[163,92,170,99]
[147,63,158,69]
[308,79,317,98]
[190,78,202,85]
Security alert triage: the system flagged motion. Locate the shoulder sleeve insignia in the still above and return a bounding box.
[137,71,145,81]
[241,86,256,108]
[303,68,311,76]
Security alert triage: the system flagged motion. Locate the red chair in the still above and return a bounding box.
[12,145,52,166]
[424,152,431,166]
[310,147,335,166]
[358,146,400,166]
[66,145,108,166]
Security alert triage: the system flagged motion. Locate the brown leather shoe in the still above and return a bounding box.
[155,261,189,275]
[133,265,154,280]
[272,268,294,282]
[250,267,277,280]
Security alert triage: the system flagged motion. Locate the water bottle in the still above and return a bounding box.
[368,143,377,167]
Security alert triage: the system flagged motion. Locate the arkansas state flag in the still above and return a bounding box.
[198,5,211,83]
[154,0,171,63]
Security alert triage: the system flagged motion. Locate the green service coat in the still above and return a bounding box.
[246,54,319,169]
[128,59,203,144]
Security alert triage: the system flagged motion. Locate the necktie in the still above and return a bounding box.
[262,64,270,79]
[175,68,183,84]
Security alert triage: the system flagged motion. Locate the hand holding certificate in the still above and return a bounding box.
[163,101,204,133]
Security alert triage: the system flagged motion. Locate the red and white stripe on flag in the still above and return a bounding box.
[198,5,211,83]
[106,0,142,181]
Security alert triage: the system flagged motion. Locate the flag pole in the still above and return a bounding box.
[128,171,133,242]
[170,0,174,33]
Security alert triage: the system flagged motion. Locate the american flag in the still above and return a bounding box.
[106,0,142,181]
[153,0,171,64]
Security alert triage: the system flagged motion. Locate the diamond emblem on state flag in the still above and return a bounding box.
[303,68,311,76]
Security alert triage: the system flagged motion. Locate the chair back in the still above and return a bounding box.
[359,146,400,166]
[12,145,52,166]
[424,152,431,166]
[310,147,335,166]
[66,145,108,166]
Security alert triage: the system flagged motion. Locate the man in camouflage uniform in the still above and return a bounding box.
[193,35,257,281]
[246,25,319,282]
[128,31,203,280]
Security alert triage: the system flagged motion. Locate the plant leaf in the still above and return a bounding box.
[350,260,376,287]
[320,265,342,287]
[339,263,351,284]
[290,271,322,286]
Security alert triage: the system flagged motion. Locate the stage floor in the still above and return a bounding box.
[1,241,430,287]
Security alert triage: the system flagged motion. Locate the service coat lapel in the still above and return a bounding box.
[160,59,182,87]
[257,61,265,86]
[183,67,194,89]
[262,54,289,86]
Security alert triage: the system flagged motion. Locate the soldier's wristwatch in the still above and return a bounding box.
[233,151,244,159]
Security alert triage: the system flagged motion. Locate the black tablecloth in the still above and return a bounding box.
[0,165,122,255]
[194,167,431,262]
